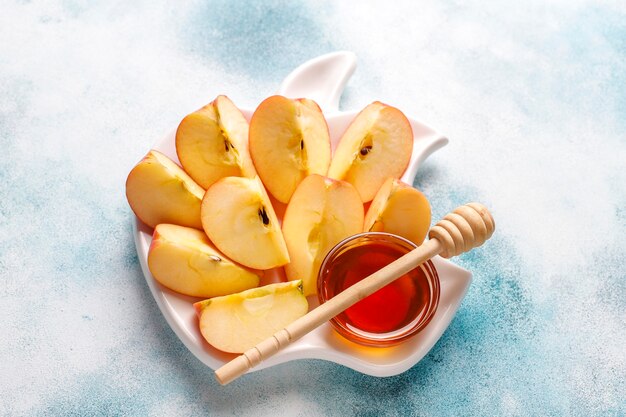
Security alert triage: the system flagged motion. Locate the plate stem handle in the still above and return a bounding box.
[278,51,357,113]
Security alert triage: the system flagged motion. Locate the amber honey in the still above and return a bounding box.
[317,233,440,347]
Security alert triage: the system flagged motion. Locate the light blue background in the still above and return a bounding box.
[1,1,624,416]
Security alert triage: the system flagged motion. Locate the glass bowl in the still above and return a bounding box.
[317,232,440,347]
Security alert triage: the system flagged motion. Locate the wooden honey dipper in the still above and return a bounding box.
[215,202,495,385]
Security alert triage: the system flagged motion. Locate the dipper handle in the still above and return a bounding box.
[215,202,495,385]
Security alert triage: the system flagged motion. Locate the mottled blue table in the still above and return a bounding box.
[1,1,624,416]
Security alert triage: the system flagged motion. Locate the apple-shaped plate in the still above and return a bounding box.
[132,52,472,377]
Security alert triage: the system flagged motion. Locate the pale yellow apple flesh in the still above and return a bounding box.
[147,224,261,298]
[282,174,364,296]
[194,280,308,353]
[125,150,205,229]
[249,95,331,203]
[201,175,289,270]
[176,95,256,189]
[364,177,431,246]
[328,101,413,202]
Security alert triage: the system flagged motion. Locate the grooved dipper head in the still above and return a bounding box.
[428,202,495,258]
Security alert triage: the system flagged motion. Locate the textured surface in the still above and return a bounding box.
[1,1,625,416]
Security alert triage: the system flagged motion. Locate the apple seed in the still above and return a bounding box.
[258,207,270,226]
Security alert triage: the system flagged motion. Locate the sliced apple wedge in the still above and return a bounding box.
[282,174,364,296]
[201,175,289,270]
[125,150,204,229]
[194,280,308,353]
[147,224,261,297]
[249,95,331,203]
[328,101,413,202]
[176,95,256,189]
[364,177,431,246]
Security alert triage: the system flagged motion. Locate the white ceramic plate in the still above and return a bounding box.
[132,52,472,377]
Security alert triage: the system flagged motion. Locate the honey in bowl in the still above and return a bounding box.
[317,232,440,347]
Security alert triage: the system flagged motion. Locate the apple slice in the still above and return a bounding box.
[201,175,289,270]
[125,150,204,229]
[248,95,331,203]
[175,95,256,189]
[327,101,413,202]
[282,174,364,296]
[194,280,308,353]
[364,178,431,246]
[147,224,261,298]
